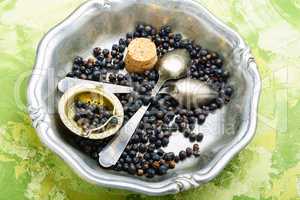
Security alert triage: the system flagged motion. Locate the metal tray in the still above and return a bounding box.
[27,0,261,195]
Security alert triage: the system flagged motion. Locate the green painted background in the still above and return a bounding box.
[0,0,300,199]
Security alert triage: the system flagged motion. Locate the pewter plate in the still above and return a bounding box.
[27,0,261,195]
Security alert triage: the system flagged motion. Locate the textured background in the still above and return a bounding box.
[0,0,300,199]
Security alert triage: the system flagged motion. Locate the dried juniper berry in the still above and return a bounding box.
[189,133,196,142]
[186,147,193,157]
[193,144,200,152]
[196,133,204,142]
[158,164,168,175]
[66,23,234,178]
[168,161,176,169]
[146,168,156,178]
[163,152,175,161]
[93,47,101,57]
[184,129,191,138]
[151,152,161,161]
[174,156,180,163]
[179,151,187,160]
[161,137,169,147]
[156,149,165,156]
[128,163,136,175]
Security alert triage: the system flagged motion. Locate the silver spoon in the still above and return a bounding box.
[98,49,190,167]
[160,78,218,109]
[58,77,216,109]
[57,77,133,94]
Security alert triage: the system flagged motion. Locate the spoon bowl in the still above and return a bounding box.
[157,49,190,80]
[160,78,218,108]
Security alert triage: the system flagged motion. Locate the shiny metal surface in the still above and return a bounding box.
[156,49,190,81]
[57,77,133,93]
[160,78,218,109]
[58,84,124,140]
[98,49,189,167]
[27,0,261,195]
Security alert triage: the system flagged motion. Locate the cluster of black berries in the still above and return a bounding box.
[66,24,234,178]
[73,100,117,132]
[67,42,126,83]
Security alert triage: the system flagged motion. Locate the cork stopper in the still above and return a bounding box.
[125,38,157,73]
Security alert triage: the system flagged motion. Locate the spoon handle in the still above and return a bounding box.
[151,78,166,95]
[57,77,133,94]
[98,78,165,168]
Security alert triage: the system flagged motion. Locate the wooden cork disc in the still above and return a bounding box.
[125,38,157,73]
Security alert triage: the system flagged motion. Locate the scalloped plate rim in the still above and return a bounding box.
[27,0,261,195]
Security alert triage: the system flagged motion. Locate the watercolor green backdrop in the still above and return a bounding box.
[0,0,300,199]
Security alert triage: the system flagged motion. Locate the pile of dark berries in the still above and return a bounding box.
[66,24,234,178]
[73,100,117,132]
